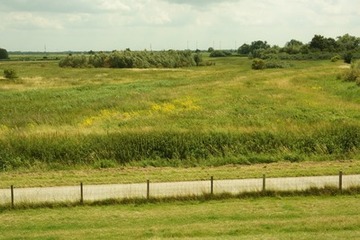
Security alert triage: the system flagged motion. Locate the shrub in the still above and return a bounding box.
[209,50,232,57]
[331,55,341,62]
[352,60,360,70]
[343,61,360,82]
[0,48,8,60]
[59,55,88,68]
[344,52,353,64]
[265,60,291,69]
[251,59,266,70]
[3,69,18,79]
[59,51,198,69]
[193,53,202,66]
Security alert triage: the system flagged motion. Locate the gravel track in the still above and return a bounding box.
[1,175,359,205]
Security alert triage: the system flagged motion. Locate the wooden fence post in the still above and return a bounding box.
[147,180,150,200]
[11,185,14,208]
[80,182,84,204]
[339,171,343,192]
[210,176,214,195]
[262,174,266,192]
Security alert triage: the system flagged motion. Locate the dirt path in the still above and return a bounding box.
[1,175,359,205]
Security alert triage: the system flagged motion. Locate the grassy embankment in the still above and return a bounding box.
[1,195,359,239]
[0,55,359,185]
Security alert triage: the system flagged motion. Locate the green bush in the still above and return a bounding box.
[331,55,341,62]
[209,50,232,58]
[59,55,88,68]
[343,61,360,82]
[59,51,198,69]
[3,69,18,79]
[0,48,8,60]
[265,60,291,69]
[344,52,353,64]
[260,52,337,61]
[193,53,202,66]
[251,59,266,70]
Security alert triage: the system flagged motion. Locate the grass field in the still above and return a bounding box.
[0,55,359,172]
[1,195,359,239]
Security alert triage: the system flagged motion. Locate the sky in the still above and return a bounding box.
[0,0,359,51]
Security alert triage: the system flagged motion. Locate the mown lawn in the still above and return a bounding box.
[1,195,359,239]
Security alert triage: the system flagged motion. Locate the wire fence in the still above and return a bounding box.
[1,172,359,207]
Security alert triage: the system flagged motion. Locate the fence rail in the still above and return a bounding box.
[1,172,359,207]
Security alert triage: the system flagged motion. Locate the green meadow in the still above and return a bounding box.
[0,56,359,172]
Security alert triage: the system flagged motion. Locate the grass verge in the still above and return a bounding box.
[1,160,359,188]
[2,185,360,211]
[0,193,359,239]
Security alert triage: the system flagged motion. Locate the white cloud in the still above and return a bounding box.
[5,12,63,30]
[97,0,131,12]
[0,0,359,51]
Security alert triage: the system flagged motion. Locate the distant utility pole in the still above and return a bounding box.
[44,44,47,56]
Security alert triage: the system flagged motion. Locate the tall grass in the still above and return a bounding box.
[1,123,359,169]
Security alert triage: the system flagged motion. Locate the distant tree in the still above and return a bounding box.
[282,39,304,54]
[309,35,338,52]
[249,40,270,52]
[300,44,310,54]
[309,35,327,51]
[326,37,338,52]
[208,47,214,52]
[0,48,9,59]
[238,41,270,56]
[237,44,251,54]
[336,34,360,51]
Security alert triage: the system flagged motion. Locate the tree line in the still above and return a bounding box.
[235,34,360,62]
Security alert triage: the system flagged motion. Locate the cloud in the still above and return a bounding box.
[97,0,131,12]
[0,0,359,51]
[162,0,238,8]
[0,0,93,13]
[3,12,63,30]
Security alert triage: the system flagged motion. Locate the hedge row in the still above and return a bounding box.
[59,50,198,68]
